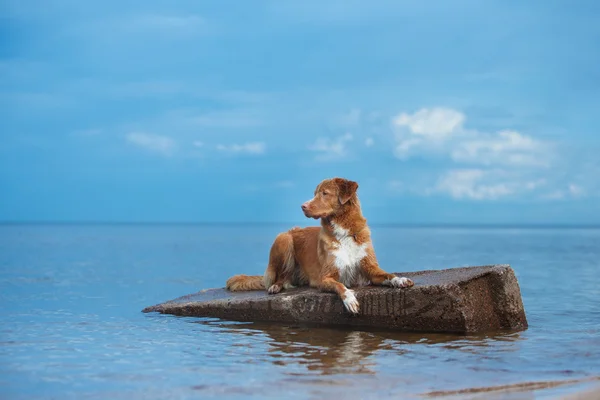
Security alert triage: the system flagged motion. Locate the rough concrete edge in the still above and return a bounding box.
[141,264,517,315]
[142,289,227,313]
[435,282,469,333]
[397,264,510,280]
[487,265,529,330]
[456,264,528,332]
[395,264,518,333]
[143,298,225,314]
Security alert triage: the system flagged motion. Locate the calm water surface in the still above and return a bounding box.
[1,224,599,399]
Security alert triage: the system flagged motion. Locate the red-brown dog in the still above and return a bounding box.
[226,177,414,313]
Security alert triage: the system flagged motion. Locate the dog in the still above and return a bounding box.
[226,177,414,314]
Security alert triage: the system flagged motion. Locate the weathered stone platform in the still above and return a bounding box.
[143,264,528,333]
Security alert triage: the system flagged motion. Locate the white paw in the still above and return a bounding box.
[342,289,360,314]
[268,284,281,294]
[386,276,414,288]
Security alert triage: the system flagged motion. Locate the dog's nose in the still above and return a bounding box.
[301,202,309,211]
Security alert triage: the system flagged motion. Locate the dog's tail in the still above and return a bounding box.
[226,230,296,292]
[226,274,265,291]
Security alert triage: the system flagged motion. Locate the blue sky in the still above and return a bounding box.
[1,0,599,224]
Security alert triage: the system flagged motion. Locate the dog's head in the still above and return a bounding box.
[301,178,359,219]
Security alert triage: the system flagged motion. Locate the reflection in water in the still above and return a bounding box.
[194,319,524,378]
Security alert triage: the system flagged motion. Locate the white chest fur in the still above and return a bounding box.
[331,223,368,287]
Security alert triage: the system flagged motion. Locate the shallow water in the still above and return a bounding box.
[1,224,599,399]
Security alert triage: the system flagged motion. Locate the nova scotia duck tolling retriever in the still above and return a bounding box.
[226,177,414,314]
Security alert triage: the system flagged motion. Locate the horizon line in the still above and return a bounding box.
[1,221,600,229]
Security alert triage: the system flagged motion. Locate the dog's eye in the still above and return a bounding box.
[322,191,329,196]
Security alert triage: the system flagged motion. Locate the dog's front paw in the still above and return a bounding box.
[386,276,414,288]
[342,289,360,314]
[268,284,282,294]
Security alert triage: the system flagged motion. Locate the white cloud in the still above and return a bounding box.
[193,141,204,148]
[392,107,465,159]
[389,106,558,201]
[365,137,374,147]
[393,107,464,139]
[394,137,421,157]
[542,183,587,200]
[436,169,546,200]
[216,142,266,155]
[451,130,549,167]
[436,169,512,200]
[392,107,548,167]
[126,132,176,156]
[308,133,353,160]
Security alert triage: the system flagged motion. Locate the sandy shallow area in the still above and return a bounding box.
[420,377,600,399]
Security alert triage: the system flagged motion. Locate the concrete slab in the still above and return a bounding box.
[142,264,528,333]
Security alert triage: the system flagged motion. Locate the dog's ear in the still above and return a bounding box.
[335,178,359,204]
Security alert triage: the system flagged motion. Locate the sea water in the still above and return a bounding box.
[1,224,599,399]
